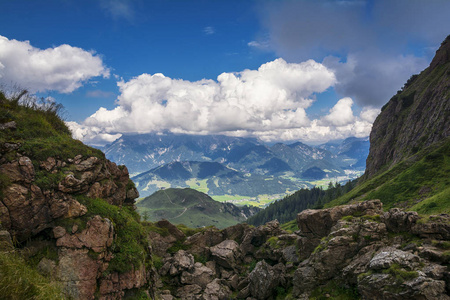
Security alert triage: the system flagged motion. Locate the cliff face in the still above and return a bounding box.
[364,35,450,179]
[0,94,155,299]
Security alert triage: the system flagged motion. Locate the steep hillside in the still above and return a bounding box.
[364,35,450,179]
[0,91,155,299]
[326,35,450,213]
[136,188,260,228]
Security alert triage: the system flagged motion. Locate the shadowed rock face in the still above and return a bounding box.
[364,35,450,180]
[0,152,138,242]
[0,144,145,299]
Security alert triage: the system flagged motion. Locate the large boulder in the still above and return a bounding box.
[247,260,286,300]
[210,240,241,270]
[181,262,215,288]
[296,200,383,239]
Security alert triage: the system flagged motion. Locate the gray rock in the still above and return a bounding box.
[181,262,214,288]
[0,230,13,251]
[202,278,232,300]
[210,240,241,269]
[369,248,421,270]
[248,260,285,299]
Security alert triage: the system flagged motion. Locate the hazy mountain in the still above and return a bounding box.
[132,161,302,198]
[104,133,368,176]
[318,137,370,168]
[102,133,267,175]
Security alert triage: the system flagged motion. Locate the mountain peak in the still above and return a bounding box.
[363,35,450,180]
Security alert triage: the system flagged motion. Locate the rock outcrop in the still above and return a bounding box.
[149,200,450,299]
[0,143,150,299]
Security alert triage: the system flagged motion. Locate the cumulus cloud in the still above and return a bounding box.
[70,59,379,146]
[0,36,109,93]
[256,0,450,107]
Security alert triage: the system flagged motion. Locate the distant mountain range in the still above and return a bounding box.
[103,133,369,201]
[103,133,369,174]
[132,161,302,198]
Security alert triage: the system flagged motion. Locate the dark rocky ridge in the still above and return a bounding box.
[364,35,450,179]
[149,201,450,299]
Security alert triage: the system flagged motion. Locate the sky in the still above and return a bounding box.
[0,0,449,146]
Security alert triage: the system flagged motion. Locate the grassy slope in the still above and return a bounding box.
[137,188,247,228]
[0,92,152,297]
[325,138,450,214]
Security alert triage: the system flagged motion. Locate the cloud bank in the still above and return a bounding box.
[69,59,379,146]
[0,35,109,93]
[257,0,450,107]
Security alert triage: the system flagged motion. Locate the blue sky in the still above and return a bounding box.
[0,0,449,145]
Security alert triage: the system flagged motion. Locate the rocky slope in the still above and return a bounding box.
[364,35,450,179]
[0,93,155,299]
[148,200,450,299]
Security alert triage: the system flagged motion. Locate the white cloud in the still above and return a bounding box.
[100,0,135,21]
[0,35,109,93]
[203,26,215,35]
[67,121,122,146]
[248,40,270,49]
[320,97,355,126]
[69,58,379,145]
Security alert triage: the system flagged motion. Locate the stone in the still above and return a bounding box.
[176,284,202,299]
[202,278,232,300]
[297,200,383,239]
[412,214,450,240]
[75,157,100,172]
[210,240,241,269]
[40,157,57,172]
[0,230,13,251]
[37,257,56,277]
[53,226,67,239]
[368,247,421,270]
[185,228,223,257]
[170,250,195,275]
[181,263,214,288]
[56,215,114,253]
[0,121,16,130]
[157,219,186,240]
[248,260,285,299]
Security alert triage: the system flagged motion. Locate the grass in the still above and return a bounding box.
[382,263,418,282]
[281,220,298,232]
[0,90,104,196]
[310,280,360,300]
[325,139,450,214]
[185,178,209,193]
[0,251,65,300]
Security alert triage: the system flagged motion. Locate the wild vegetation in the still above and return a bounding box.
[0,90,103,162]
[247,180,357,226]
